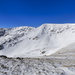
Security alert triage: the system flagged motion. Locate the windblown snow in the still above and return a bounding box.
[0,23,75,57]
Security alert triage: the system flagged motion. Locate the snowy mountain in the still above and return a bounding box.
[0,23,75,57]
[1,23,75,75]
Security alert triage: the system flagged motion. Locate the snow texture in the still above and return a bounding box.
[0,56,75,75]
[0,23,75,57]
[0,23,75,75]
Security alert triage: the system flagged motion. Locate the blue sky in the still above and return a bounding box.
[0,0,75,28]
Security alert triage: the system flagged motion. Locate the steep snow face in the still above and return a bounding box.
[0,24,75,57]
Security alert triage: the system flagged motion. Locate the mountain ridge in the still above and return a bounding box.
[0,23,75,57]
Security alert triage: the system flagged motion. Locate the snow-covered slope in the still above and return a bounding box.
[50,42,75,58]
[0,23,75,57]
[0,55,75,75]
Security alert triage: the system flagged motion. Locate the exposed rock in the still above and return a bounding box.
[0,44,4,50]
[0,55,7,58]
[0,28,5,36]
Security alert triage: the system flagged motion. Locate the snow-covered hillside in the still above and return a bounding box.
[0,23,75,57]
[0,55,75,75]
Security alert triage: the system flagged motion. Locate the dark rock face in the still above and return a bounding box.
[0,55,7,58]
[0,44,4,50]
[0,28,5,37]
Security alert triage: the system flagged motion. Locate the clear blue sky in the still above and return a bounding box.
[0,0,75,28]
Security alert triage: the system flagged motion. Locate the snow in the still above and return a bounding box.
[0,23,75,57]
[60,67,75,75]
[0,23,75,75]
[0,56,75,75]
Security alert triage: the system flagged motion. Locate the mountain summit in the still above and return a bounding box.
[0,23,75,57]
